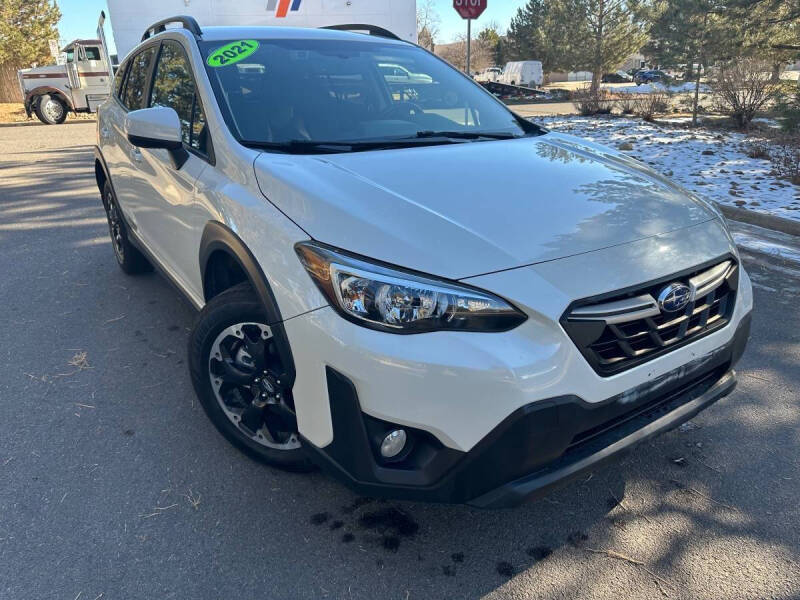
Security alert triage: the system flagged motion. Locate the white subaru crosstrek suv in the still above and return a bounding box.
[94,17,752,508]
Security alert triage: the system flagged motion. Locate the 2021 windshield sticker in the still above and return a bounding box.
[207,40,260,67]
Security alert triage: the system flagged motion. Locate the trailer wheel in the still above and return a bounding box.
[34,95,68,125]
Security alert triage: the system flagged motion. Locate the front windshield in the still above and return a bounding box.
[200,38,535,149]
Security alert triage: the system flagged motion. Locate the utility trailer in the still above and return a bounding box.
[106,0,417,60]
[479,81,548,100]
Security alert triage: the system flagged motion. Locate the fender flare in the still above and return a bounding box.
[199,221,297,387]
[24,86,74,115]
[93,146,115,209]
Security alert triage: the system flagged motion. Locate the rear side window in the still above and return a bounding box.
[150,41,209,156]
[122,47,156,111]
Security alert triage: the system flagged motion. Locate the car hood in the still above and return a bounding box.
[253,133,719,279]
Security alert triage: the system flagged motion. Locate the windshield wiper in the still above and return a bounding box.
[240,137,468,154]
[414,130,522,140]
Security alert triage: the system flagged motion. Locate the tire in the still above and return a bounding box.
[189,283,314,472]
[34,95,68,125]
[102,181,151,274]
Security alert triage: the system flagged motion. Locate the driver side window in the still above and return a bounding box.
[84,47,102,61]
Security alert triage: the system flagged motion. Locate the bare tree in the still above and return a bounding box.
[711,57,781,128]
[436,35,496,73]
[417,0,441,50]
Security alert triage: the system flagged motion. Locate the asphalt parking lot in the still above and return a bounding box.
[1,121,798,600]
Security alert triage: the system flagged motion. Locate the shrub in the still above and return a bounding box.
[772,133,800,184]
[774,85,800,133]
[572,85,614,116]
[711,58,780,128]
[618,95,637,115]
[745,140,771,160]
[633,92,671,121]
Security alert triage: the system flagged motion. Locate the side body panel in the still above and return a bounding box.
[130,146,210,301]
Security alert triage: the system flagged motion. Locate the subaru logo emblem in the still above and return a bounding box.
[657,283,692,313]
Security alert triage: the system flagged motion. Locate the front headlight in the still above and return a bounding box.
[295,242,527,334]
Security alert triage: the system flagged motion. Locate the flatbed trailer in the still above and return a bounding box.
[479,81,548,100]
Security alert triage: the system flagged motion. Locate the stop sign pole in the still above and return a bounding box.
[453,0,487,75]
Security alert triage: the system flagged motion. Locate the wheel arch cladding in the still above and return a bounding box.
[199,221,297,387]
[95,160,107,203]
[93,147,113,208]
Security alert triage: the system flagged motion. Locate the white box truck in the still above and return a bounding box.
[500,61,543,88]
[106,0,417,60]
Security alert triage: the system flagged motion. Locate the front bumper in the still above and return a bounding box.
[301,314,750,508]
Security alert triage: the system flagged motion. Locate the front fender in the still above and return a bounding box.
[199,221,301,388]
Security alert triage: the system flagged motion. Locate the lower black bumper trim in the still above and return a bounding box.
[468,369,737,508]
[303,313,750,508]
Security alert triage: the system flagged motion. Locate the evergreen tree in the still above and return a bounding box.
[505,0,578,72]
[506,0,647,84]
[477,23,502,67]
[569,0,650,93]
[0,0,61,67]
[647,1,732,125]
[645,0,799,125]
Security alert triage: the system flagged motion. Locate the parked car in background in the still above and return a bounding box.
[602,70,633,83]
[378,63,433,84]
[501,61,543,87]
[634,69,668,85]
[476,67,502,83]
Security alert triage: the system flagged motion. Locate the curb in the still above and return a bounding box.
[717,204,800,238]
[0,119,96,128]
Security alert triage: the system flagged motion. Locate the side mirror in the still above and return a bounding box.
[125,106,188,168]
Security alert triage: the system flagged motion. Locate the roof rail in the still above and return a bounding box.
[142,15,202,43]
[320,24,401,41]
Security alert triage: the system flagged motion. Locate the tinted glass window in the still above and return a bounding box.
[122,47,156,111]
[201,38,530,146]
[113,61,128,98]
[150,41,209,154]
[84,47,102,61]
[65,49,74,63]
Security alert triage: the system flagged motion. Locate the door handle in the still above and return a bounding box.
[131,147,142,162]
[100,126,110,139]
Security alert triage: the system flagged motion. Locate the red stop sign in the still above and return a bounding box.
[453,0,487,19]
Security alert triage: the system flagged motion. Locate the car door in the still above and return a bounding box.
[98,57,130,190]
[76,44,112,110]
[133,39,214,299]
[111,45,158,234]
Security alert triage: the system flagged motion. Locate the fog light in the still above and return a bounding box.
[380,429,407,459]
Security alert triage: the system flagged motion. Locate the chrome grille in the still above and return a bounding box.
[561,259,738,376]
